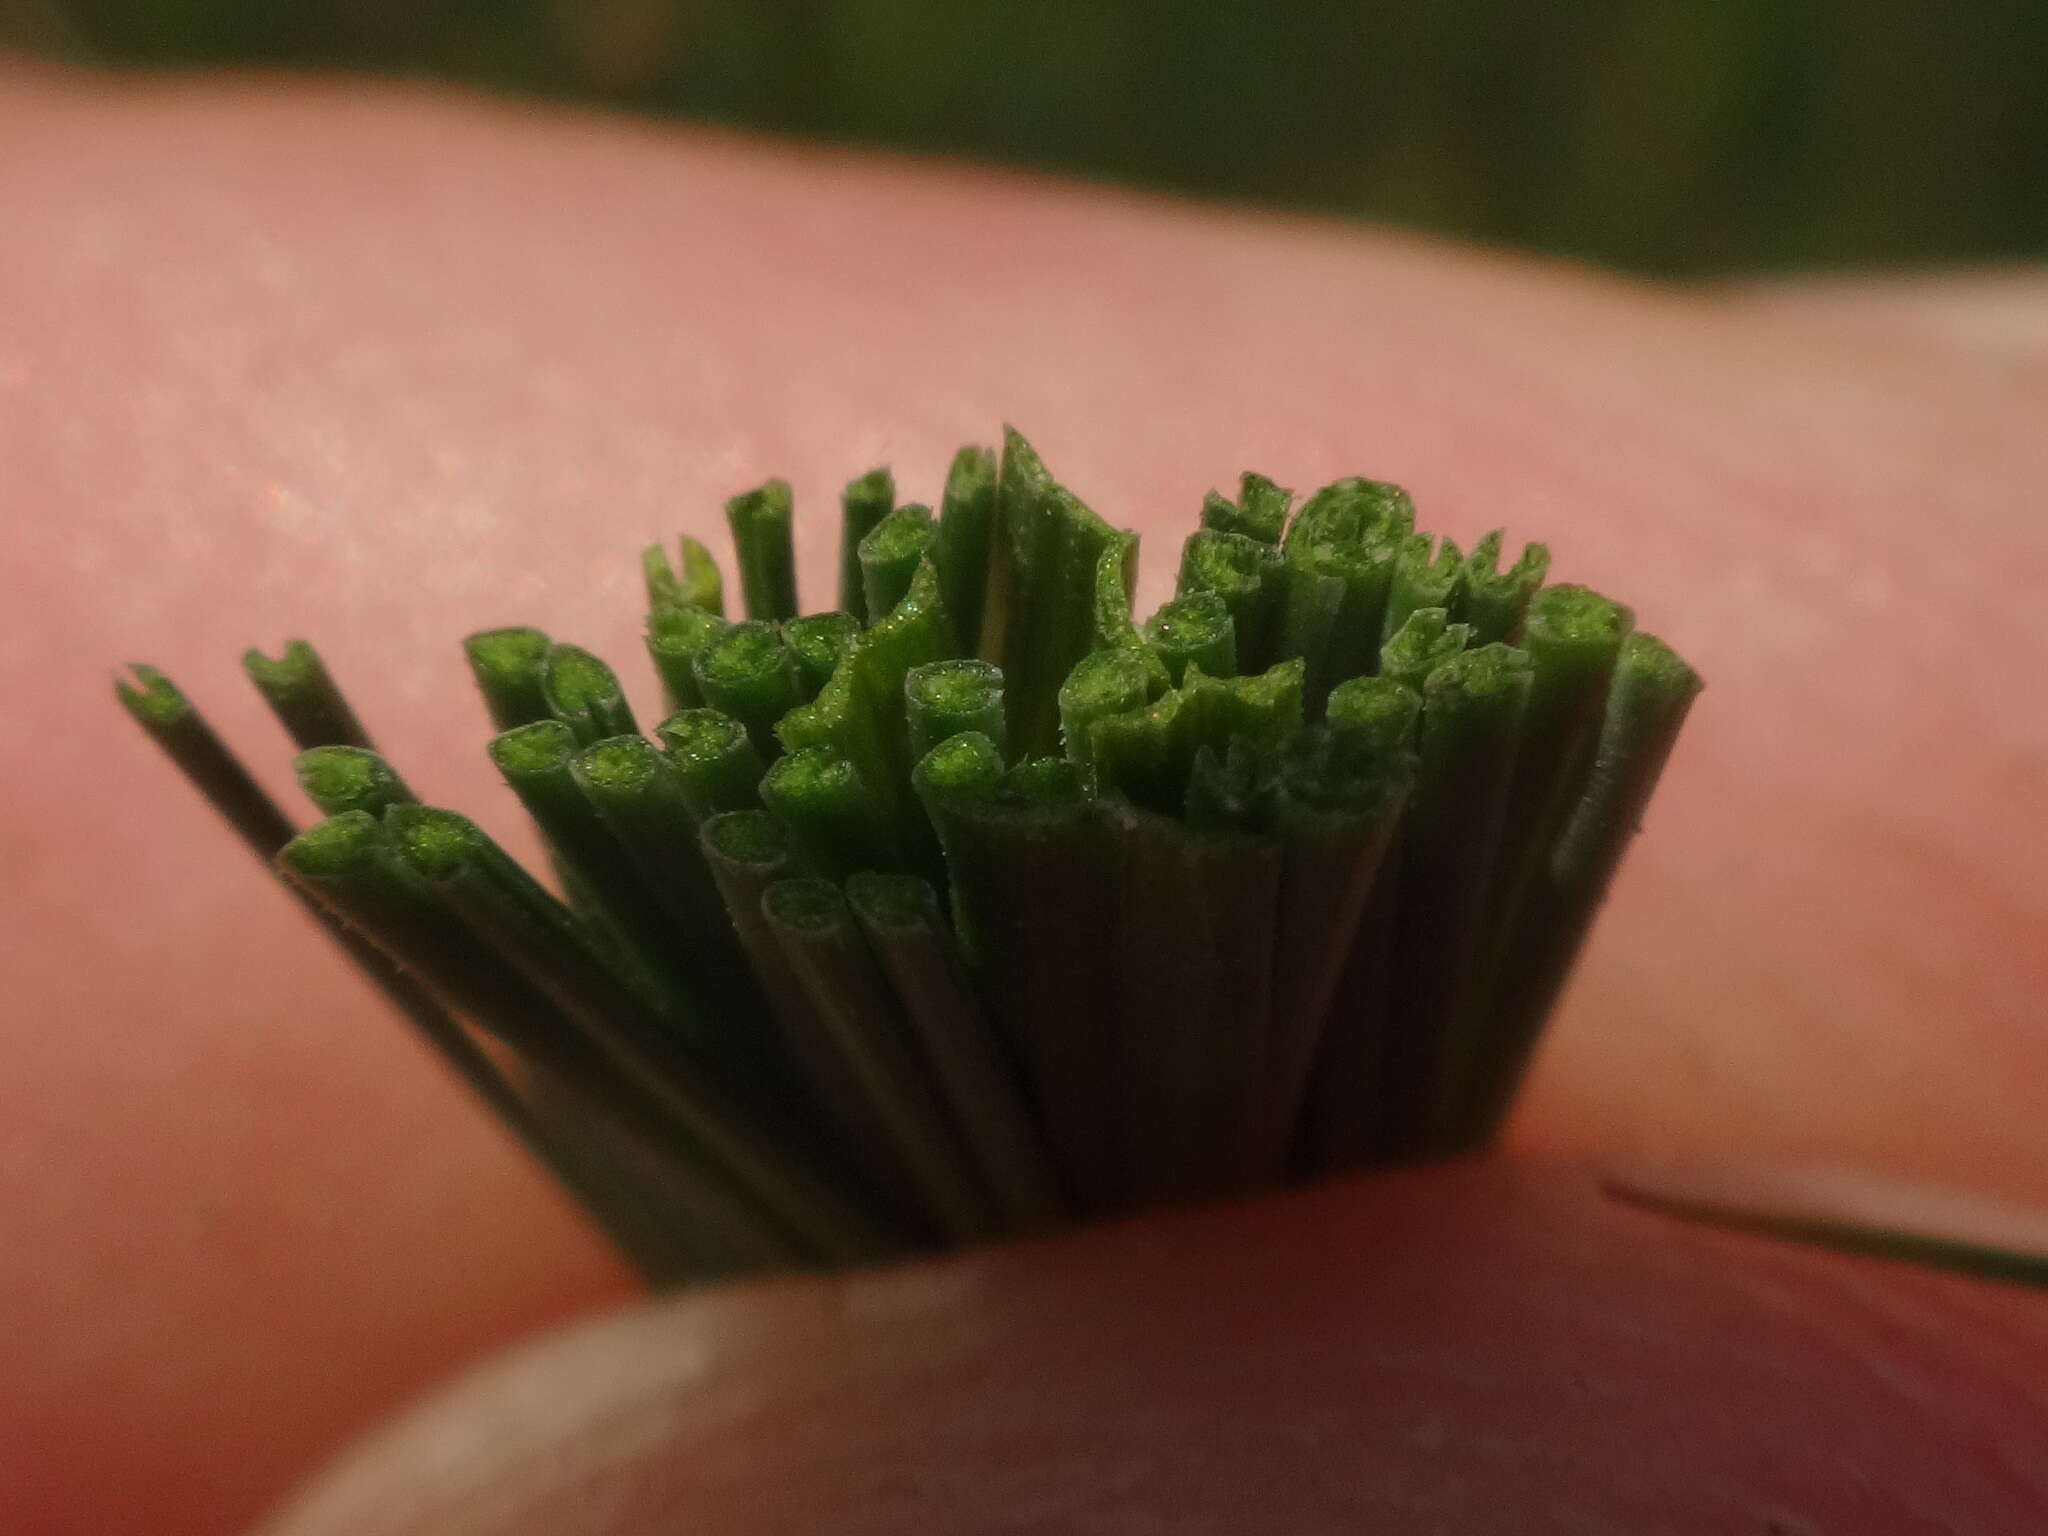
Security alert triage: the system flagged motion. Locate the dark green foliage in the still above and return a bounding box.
[41,5,2041,276]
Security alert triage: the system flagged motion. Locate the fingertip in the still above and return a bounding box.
[264,1162,2048,1536]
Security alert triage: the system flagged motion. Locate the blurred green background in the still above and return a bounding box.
[8,0,2045,275]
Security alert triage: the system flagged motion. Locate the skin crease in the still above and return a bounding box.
[0,62,2045,1535]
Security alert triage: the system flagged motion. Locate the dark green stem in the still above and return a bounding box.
[845,872,1065,1230]
[726,479,800,622]
[385,806,890,1268]
[858,503,935,625]
[931,445,997,656]
[1057,648,1156,781]
[1457,532,1550,644]
[783,611,863,699]
[1457,633,1701,1142]
[1381,535,1466,643]
[1289,847,1403,1174]
[699,812,926,1228]
[759,746,897,879]
[243,639,373,750]
[1240,741,1411,1182]
[643,534,726,617]
[1379,607,1471,692]
[1177,530,1284,671]
[655,708,767,819]
[837,466,896,622]
[1463,585,1633,1044]
[1144,591,1237,686]
[544,644,639,746]
[1199,472,1291,544]
[1111,805,1282,1204]
[776,557,958,853]
[116,669,693,1275]
[571,734,768,1028]
[762,878,996,1241]
[463,628,555,731]
[915,739,1120,1211]
[645,605,730,714]
[988,430,1131,755]
[118,665,295,854]
[692,621,804,760]
[1378,643,1533,1156]
[905,659,1006,762]
[295,745,415,819]
[488,720,711,1034]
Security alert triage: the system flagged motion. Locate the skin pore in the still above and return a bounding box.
[2,62,2044,1535]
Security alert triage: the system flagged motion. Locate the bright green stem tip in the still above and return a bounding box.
[115,664,188,725]
[1425,639,1533,702]
[696,621,792,685]
[545,645,626,713]
[785,612,864,689]
[1380,606,1472,691]
[654,705,740,756]
[389,804,485,878]
[907,658,1001,715]
[295,746,410,817]
[1326,674,1423,752]
[913,729,1006,806]
[575,733,660,793]
[278,810,381,878]
[489,718,576,774]
[1145,591,1237,684]
[241,638,322,694]
[906,658,1005,760]
[1526,582,1632,644]
[702,807,795,865]
[726,479,800,621]
[465,627,549,682]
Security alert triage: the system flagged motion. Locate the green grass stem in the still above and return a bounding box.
[838,466,896,622]
[643,534,726,617]
[1144,591,1237,686]
[243,639,372,751]
[692,620,804,759]
[655,707,767,819]
[858,503,936,625]
[845,871,1065,1229]
[932,445,997,655]
[1178,530,1286,670]
[763,878,997,1241]
[1457,532,1549,644]
[295,745,415,819]
[915,735,1120,1209]
[725,479,800,621]
[645,604,730,713]
[783,611,864,699]
[1378,643,1533,1155]
[1110,805,1283,1203]
[906,658,1007,762]
[1456,633,1701,1142]
[463,628,555,732]
[1382,535,1466,642]
[543,644,639,746]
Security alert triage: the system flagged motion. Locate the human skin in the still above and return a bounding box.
[1,63,2044,1536]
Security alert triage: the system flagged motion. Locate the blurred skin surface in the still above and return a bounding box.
[0,62,2044,1536]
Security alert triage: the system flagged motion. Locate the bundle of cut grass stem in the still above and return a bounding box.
[120,429,1698,1284]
